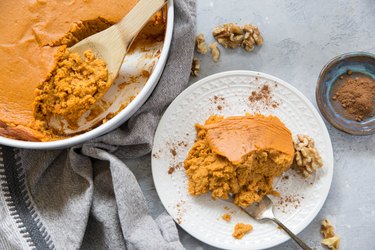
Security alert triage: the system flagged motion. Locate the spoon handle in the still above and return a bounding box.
[270,218,312,250]
[117,0,166,46]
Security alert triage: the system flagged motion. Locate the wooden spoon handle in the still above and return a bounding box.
[117,0,166,47]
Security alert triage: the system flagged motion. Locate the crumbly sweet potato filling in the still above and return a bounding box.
[184,114,294,207]
[33,47,110,130]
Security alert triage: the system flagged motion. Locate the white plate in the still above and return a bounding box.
[152,71,334,250]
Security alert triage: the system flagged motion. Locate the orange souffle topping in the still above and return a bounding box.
[184,114,294,207]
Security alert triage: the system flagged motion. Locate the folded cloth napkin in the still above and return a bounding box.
[0,0,196,249]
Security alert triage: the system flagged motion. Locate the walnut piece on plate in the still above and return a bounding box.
[209,42,220,62]
[293,134,323,177]
[321,219,340,249]
[191,57,200,77]
[242,24,264,51]
[212,23,244,49]
[195,33,207,54]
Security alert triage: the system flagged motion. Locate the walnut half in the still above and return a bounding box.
[293,134,323,177]
[212,23,264,52]
[212,23,244,49]
[195,33,207,54]
[209,42,220,62]
[242,24,264,52]
[191,57,200,77]
[321,219,340,250]
[321,219,335,238]
[322,235,340,250]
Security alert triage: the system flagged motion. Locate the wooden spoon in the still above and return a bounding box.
[48,0,166,134]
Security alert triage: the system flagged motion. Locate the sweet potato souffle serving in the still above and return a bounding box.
[185,114,296,207]
[0,0,166,142]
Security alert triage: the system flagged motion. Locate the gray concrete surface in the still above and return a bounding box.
[125,0,375,249]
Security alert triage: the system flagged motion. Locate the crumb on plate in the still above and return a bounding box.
[233,223,253,239]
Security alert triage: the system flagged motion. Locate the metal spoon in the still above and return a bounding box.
[238,195,312,250]
[48,0,166,134]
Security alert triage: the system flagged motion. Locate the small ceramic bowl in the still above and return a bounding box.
[316,52,375,135]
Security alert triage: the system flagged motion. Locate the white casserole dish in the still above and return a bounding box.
[0,0,174,149]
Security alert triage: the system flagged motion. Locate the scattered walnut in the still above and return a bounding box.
[191,57,200,77]
[322,235,340,250]
[209,42,220,62]
[321,219,340,250]
[321,219,335,238]
[293,134,323,178]
[212,23,264,52]
[195,33,208,54]
[212,23,244,49]
[242,24,264,52]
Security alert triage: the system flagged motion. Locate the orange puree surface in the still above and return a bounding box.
[184,114,294,207]
[0,0,166,141]
[205,115,294,164]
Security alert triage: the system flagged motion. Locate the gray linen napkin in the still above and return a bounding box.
[0,0,196,249]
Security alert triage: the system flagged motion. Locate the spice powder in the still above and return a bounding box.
[332,72,375,121]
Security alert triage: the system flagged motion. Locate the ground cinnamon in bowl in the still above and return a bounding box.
[332,73,375,121]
